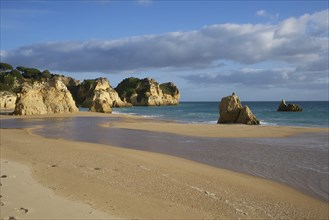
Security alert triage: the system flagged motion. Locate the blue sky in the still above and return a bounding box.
[1,0,328,101]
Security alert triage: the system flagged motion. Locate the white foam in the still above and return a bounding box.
[259,120,278,126]
[112,111,137,116]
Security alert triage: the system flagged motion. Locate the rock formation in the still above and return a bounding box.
[0,91,17,109]
[115,77,180,106]
[277,100,303,112]
[75,78,130,113]
[14,79,78,115]
[1,63,181,113]
[89,97,112,113]
[217,92,259,125]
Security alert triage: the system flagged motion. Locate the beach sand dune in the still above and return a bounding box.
[1,123,328,219]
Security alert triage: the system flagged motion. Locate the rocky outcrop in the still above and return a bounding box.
[160,82,180,105]
[277,100,303,112]
[14,79,78,115]
[115,77,180,106]
[236,106,259,125]
[217,93,259,125]
[0,91,17,109]
[89,96,112,113]
[76,78,130,113]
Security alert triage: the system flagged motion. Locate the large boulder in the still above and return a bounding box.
[14,79,78,115]
[218,93,243,123]
[76,78,130,113]
[217,93,259,125]
[236,106,260,125]
[277,100,303,112]
[0,91,17,109]
[115,77,180,106]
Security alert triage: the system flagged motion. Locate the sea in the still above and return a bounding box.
[111,101,329,127]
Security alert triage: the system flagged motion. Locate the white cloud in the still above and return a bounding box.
[182,66,328,90]
[1,9,328,92]
[256,10,266,17]
[256,9,279,21]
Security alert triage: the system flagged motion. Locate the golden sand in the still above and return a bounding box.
[1,112,328,219]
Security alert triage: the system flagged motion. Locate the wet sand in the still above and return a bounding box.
[2,115,328,201]
[1,112,329,219]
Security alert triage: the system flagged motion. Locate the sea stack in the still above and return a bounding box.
[277,100,303,112]
[75,78,131,113]
[217,92,260,125]
[115,77,180,106]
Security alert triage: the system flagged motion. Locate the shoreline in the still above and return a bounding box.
[1,112,329,219]
[1,111,328,138]
[1,127,328,219]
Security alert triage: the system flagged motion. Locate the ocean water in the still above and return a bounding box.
[112,101,329,127]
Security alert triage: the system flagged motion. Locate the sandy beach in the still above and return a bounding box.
[1,112,329,219]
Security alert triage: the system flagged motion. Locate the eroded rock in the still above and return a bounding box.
[14,79,78,115]
[277,100,303,112]
[217,93,259,125]
[116,77,180,106]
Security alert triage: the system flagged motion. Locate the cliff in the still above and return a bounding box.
[76,78,131,113]
[115,77,180,106]
[14,79,78,115]
[0,91,17,109]
[1,63,181,113]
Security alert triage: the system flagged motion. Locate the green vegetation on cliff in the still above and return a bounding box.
[115,77,142,98]
[160,82,179,95]
[0,62,54,92]
[0,62,180,107]
[0,63,14,71]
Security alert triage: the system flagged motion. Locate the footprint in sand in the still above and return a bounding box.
[17,207,29,214]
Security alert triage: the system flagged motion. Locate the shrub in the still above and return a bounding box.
[160,83,178,95]
[3,74,15,85]
[9,69,23,80]
[115,77,141,97]
[0,83,11,91]
[17,66,41,79]
[0,63,13,72]
[41,70,51,78]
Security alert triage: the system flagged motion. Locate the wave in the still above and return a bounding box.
[259,120,278,126]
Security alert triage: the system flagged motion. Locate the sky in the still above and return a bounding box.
[1,0,328,101]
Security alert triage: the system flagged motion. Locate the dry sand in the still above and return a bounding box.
[0,113,328,219]
[0,160,115,220]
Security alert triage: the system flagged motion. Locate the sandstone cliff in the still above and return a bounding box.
[14,79,78,115]
[76,78,130,113]
[1,63,181,113]
[218,93,259,125]
[0,91,17,109]
[115,77,180,106]
[277,100,303,112]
